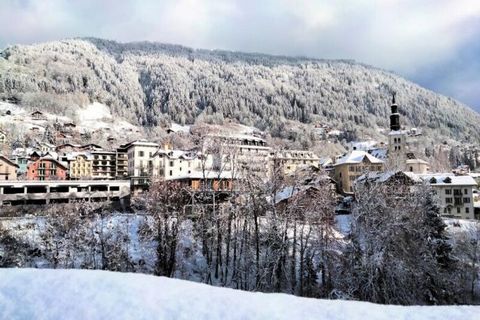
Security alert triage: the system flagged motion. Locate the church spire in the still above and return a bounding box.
[389,92,400,131]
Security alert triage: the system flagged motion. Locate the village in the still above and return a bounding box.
[0,95,479,220]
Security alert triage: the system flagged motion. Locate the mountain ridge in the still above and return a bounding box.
[0,37,479,146]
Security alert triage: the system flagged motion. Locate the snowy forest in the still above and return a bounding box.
[1,169,479,306]
[1,38,480,145]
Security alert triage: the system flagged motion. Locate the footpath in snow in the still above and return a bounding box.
[0,269,478,320]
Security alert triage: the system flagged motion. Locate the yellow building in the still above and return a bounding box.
[333,150,384,194]
[69,154,93,179]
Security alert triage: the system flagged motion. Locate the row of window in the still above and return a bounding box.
[444,207,470,214]
[445,188,469,195]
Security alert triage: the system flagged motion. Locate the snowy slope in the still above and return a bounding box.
[0,269,478,320]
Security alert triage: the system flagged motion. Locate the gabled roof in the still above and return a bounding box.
[418,174,477,186]
[0,155,19,168]
[121,140,159,149]
[334,150,383,166]
[357,170,421,184]
[33,157,68,169]
[406,158,429,165]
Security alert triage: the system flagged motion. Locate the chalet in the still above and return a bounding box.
[0,155,19,180]
[27,157,68,181]
[30,126,40,133]
[63,122,77,130]
[56,143,81,153]
[77,144,104,152]
[31,110,46,120]
[39,142,56,153]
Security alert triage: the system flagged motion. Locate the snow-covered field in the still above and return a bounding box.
[0,269,478,320]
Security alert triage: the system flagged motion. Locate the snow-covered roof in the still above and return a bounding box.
[319,157,333,167]
[167,170,237,180]
[388,130,408,136]
[123,140,160,148]
[406,159,429,165]
[357,171,421,184]
[349,140,377,151]
[62,152,94,161]
[418,174,477,186]
[334,150,384,166]
[153,148,198,160]
[368,148,387,160]
[168,123,191,134]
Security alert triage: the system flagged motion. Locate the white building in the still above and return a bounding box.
[419,174,476,219]
[123,140,160,177]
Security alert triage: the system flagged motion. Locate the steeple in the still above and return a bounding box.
[389,92,400,131]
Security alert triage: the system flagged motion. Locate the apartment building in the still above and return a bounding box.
[273,150,320,176]
[0,155,19,180]
[91,150,116,180]
[206,134,272,178]
[124,140,160,177]
[27,157,68,181]
[151,145,202,179]
[333,150,384,194]
[115,146,128,179]
[419,174,476,219]
[69,154,94,179]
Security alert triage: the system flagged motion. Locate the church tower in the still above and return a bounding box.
[387,93,407,169]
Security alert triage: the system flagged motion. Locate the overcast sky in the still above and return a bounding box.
[1,0,479,111]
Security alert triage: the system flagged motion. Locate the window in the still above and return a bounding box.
[169,170,172,176]
[463,197,470,203]
[457,207,461,214]
[446,197,452,204]
[139,151,144,157]
[466,207,470,214]
[349,166,355,172]
[169,161,174,167]
[409,166,413,172]
[445,189,451,195]
[464,189,468,195]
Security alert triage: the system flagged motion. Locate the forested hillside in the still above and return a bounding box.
[1,38,479,143]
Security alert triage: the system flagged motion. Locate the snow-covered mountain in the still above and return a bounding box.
[0,269,477,320]
[1,38,479,144]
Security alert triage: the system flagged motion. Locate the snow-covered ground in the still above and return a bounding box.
[0,269,477,320]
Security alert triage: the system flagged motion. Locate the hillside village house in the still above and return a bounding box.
[27,157,68,180]
[333,150,384,194]
[0,155,19,180]
[31,110,46,120]
[273,150,320,176]
[419,174,476,219]
[0,129,6,144]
